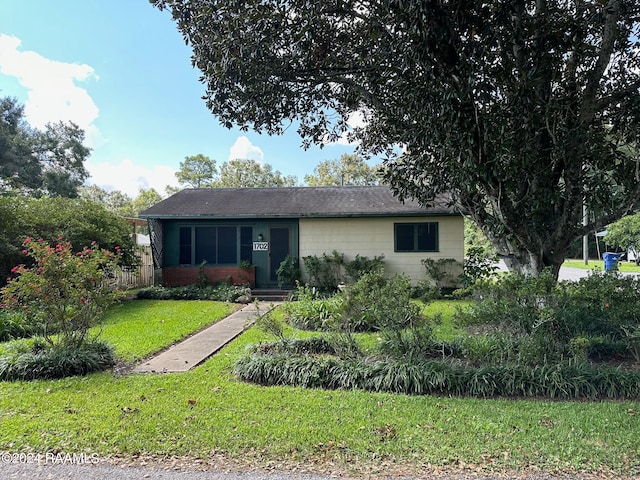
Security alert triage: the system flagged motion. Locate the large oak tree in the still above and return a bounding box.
[153,0,640,276]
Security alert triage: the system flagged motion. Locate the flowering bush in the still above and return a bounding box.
[1,237,123,348]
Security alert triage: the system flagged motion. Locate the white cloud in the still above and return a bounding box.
[229,136,264,162]
[333,111,366,146]
[86,159,179,198]
[0,34,102,146]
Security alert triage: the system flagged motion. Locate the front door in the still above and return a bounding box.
[269,227,290,284]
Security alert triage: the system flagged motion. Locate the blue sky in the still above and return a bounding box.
[0,0,361,197]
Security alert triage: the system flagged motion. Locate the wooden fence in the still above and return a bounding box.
[114,245,154,290]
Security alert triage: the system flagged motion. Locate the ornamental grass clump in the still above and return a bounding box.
[0,238,123,379]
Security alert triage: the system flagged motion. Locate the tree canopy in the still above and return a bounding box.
[213,158,297,187]
[79,185,163,218]
[605,213,640,265]
[0,96,90,197]
[0,195,137,286]
[175,154,217,188]
[174,156,297,188]
[304,154,380,186]
[154,0,640,277]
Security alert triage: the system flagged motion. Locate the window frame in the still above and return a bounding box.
[393,222,439,252]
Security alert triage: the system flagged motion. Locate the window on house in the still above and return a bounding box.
[394,222,438,252]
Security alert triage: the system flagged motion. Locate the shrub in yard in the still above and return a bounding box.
[283,285,344,331]
[461,245,499,287]
[276,254,301,288]
[0,337,114,381]
[378,321,455,361]
[343,254,385,283]
[0,309,34,341]
[454,269,558,336]
[2,238,123,349]
[456,270,640,361]
[340,272,420,332]
[558,272,640,340]
[302,250,344,291]
[136,283,245,302]
[252,337,336,356]
[417,258,463,300]
[379,325,562,366]
[457,333,564,366]
[0,238,121,379]
[254,303,287,341]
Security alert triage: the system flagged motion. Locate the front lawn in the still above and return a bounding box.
[96,300,235,362]
[0,299,638,477]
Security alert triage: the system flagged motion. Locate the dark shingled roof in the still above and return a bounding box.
[139,186,457,219]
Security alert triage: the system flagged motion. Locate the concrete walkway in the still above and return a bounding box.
[133,301,281,374]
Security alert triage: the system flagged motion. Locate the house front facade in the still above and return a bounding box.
[139,186,464,288]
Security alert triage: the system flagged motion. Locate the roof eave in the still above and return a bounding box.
[139,211,461,220]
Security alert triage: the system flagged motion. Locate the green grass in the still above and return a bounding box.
[563,259,640,273]
[0,300,638,477]
[95,300,235,362]
[420,299,470,340]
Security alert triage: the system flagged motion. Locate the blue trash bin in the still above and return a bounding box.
[603,252,624,271]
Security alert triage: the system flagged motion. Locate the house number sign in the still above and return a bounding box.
[253,242,269,251]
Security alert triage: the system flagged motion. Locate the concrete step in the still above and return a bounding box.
[251,289,292,302]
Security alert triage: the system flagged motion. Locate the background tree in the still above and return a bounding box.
[80,185,162,218]
[80,185,134,216]
[0,195,137,287]
[131,188,163,216]
[0,97,38,192]
[212,159,297,187]
[605,213,640,265]
[464,219,495,258]
[154,0,640,278]
[0,96,90,197]
[304,154,380,186]
[175,154,217,188]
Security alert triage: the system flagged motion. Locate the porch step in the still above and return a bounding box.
[251,289,292,302]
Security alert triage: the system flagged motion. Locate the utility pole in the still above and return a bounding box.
[583,202,589,265]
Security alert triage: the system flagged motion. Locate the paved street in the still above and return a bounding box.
[3,461,620,480]
[496,262,639,282]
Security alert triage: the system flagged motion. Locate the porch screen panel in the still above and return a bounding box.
[240,226,253,264]
[179,227,192,264]
[217,226,237,264]
[195,227,216,265]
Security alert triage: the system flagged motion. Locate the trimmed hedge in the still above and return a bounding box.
[234,352,640,400]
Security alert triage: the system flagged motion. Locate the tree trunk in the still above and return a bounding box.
[486,230,564,280]
[500,250,562,280]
